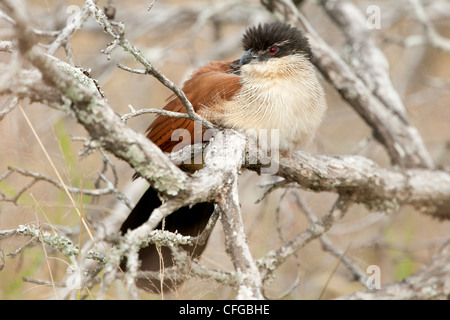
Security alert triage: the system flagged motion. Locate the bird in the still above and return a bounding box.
[119,21,327,293]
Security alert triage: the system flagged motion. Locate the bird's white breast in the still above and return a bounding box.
[220,54,327,152]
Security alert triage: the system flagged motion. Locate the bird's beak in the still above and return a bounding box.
[239,49,258,66]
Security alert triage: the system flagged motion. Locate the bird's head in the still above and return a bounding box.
[238,22,312,68]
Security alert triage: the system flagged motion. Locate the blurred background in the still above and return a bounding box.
[0,0,450,299]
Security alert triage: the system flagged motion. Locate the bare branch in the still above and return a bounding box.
[0,225,79,257]
[45,2,93,56]
[339,242,450,300]
[85,0,215,129]
[319,0,409,124]
[215,135,264,299]
[4,166,133,208]
[409,0,450,54]
[292,191,369,286]
[120,106,193,123]
[258,196,352,280]
[265,151,450,219]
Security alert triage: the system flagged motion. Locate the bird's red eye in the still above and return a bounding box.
[269,46,278,55]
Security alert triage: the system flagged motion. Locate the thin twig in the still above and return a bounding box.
[258,196,351,280]
[86,0,215,129]
[120,105,193,123]
[409,0,450,54]
[291,191,369,287]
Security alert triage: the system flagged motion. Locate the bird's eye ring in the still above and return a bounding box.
[268,46,278,55]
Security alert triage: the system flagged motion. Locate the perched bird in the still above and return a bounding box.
[119,22,327,292]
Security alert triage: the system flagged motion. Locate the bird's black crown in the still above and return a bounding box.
[241,22,312,60]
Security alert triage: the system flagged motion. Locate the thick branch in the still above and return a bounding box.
[319,0,408,123]
[214,134,264,300]
[114,130,264,299]
[269,151,450,219]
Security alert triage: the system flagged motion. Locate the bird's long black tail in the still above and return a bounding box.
[119,186,214,293]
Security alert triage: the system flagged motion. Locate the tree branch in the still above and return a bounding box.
[409,0,450,54]
[85,0,215,129]
[267,151,450,219]
[339,241,450,300]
